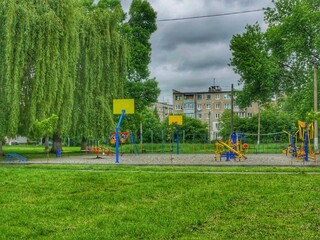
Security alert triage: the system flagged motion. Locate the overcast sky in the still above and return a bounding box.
[120,0,273,104]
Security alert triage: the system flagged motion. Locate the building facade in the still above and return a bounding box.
[172,86,259,140]
[151,102,174,123]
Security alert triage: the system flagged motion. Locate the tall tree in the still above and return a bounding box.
[72,1,129,149]
[0,0,80,154]
[265,0,320,119]
[125,0,160,112]
[230,24,279,108]
[230,0,320,114]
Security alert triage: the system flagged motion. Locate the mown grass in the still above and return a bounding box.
[1,165,320,239]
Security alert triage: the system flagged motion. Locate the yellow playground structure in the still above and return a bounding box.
[215,132,247,161]
[283,120,316,162]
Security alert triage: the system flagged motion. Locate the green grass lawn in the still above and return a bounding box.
[1,165,320,239]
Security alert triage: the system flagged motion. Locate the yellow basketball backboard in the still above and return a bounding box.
[113,99,135,114]
[168,115,183,125]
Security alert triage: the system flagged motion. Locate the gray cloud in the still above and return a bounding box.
[120,0,273,103]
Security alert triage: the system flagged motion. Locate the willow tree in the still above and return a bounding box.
[72,2,129,149]
[0,0,80,154]
[0,0,27,155]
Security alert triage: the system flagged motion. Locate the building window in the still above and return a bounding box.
[184,103,194,110]
[197,95,202,100]
[247,113,253,118]
[224,94,231,99]
[237,112,246,118]
[215,103,220,109]
[175,105,182,110]
[206,113,210,119]
[197,104,202,110]
[186,113,195,118]
[206,95,211,100]
[184,95,194,100]
[206,104,211,109]
[215,113,220,119]
[215,123,220,129]
[197,113,202,119]
[215,95,220,100]
[175,95,182,101]
[224,104,231,109]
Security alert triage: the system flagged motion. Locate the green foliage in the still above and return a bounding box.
[72,3,128,139]
[120,108,162,143]
[230,0,320,115]
[219,105,296,142]
[230,24,278,108]
[125,77,160,111]
[124,0,160,111]
[163,115,208,143]
[30,114,59,140]
[128,0,157,80]
[140,108,162,143]
[0,0,158,150]
[0,0,81,138]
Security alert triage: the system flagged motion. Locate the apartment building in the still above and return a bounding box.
[151,102,174,123]
[172,86,259,140]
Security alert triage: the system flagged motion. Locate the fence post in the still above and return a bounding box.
[162,130,164,153]
[151,130,154,153]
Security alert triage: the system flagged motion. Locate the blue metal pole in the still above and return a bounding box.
[304,132,309,161]
[115,110,126,164]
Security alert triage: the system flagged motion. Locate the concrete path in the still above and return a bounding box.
[21,153,320,166]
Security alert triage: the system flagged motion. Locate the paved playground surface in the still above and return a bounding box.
[20,153,320,166]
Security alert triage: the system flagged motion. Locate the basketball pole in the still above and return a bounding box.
[115,109,126,164]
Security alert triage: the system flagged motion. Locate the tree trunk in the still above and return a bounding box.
[44,136,49,154]
[50,133,62,153]
[81,137,87,150]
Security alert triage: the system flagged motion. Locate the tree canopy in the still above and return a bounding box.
[72,1,128,141]
[0,0,81,140]
[125,0,160,112]
[230,0,320,116]
[0,0,160,153]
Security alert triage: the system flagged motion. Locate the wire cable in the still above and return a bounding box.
[157,9,264,22]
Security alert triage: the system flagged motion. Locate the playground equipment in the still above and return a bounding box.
[283,120,316,161]
[109,131,139,154]
[214,132,247,161]
[6,153,28,162]
[168,115,183,154]
[282,130,298,157]
[109,132,130,145]
[113,99,136,163]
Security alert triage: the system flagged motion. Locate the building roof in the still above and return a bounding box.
[172,86,231,95]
